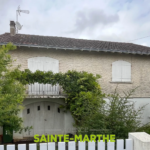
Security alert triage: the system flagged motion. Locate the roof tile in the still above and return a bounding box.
[0,33,150,55]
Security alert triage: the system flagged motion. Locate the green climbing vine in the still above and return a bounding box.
[12,69,105,126]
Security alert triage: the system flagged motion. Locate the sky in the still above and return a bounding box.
[0,0,150,46]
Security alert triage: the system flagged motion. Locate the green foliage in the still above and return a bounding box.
[136,123,150,134]
[0,43,32,134]
[106,88,145,139]
[60,71,105,125]
[13,69,105,126]
[0,43,16,74]
[77,88,146,139]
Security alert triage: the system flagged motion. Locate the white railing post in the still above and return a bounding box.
[88,141,95,150]
[18,144,26,150]
[129,132,150,150]
[40,143,47,150]
[126,139,133,150]
[116,139,124,150]
[97,140,105,150]
[68,141,75,150]
[58,142,65,150]
[0,145,4,150]
[7,145,15,150]
[78,141,86,150]
[107,141,115,150]
[29,143,37,150]
[48,142,55,150]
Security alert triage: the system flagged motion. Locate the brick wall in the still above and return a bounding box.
[8,47,150,97]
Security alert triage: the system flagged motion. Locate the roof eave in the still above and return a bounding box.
[0,42,150,56]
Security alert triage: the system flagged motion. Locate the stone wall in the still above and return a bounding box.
[8,47,150,97]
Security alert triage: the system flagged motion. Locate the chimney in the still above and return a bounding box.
[10,21,16,36]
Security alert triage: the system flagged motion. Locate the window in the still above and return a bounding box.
[48,105,50,110]
[112,60,131,82]
[37,106,40,111]
[58,108,60,113]
[28,57,59,95]
[27,108,30,114]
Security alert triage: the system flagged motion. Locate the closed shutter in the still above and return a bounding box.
[112,60,131,82]
[28,59,32,94]
[28,59,38,95]
[43,57,59,95]
[37,58,44,95]
[121,61,131,82]
[112,61,122,81]
[28,57,59,95]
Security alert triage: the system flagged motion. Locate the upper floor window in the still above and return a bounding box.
[112,60,131,82]
[28,57,59,95]
[28,57,59,73]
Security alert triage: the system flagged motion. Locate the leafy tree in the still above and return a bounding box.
[105,88,146,139]
[0,43,31,134]
[78,88,146,139]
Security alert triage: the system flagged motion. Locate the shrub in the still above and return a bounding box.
[77,88,146,139]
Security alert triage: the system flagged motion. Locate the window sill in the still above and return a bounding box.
[110,81,133,84]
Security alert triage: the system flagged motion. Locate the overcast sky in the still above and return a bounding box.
[0,0,150,46]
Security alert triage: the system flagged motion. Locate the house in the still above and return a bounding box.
[0,21,150,140]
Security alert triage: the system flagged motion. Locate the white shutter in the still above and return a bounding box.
[28,57,59,95]
[37,59,44,95]
[28,60,32,94]
[48,59,59,95]
[121,61,131,82]
[43,58,59,95]
[28,60,37,95]
[43,61,49,95]
[112,61,122,81]
[112,60,131,82]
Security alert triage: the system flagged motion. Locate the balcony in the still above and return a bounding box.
[25,83,66,98]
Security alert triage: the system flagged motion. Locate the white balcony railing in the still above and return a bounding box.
[28,83,60,95]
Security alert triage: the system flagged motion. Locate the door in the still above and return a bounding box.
[3,126,13,143]
[43,102,65,135]
[43,102,55,135]
[23,103,34,137]
[33,102,45,135]
[23,101,65,137]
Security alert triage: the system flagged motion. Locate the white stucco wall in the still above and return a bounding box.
[9,47,150,98]
[128,98,150,125]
